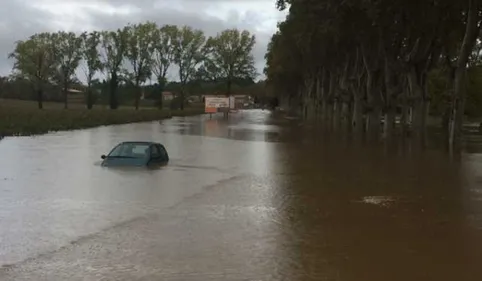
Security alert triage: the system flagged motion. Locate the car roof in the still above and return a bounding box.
[119,141,161,145]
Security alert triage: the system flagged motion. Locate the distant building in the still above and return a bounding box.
[188,95,201,102]
[162,91,174,100]
[233,94,251,108]
[66,88,84,104]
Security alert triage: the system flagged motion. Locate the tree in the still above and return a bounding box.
[172,26,206,110]
[448,0,482,150]
[200,29,257,96]
[125,22,155,110]
[100,28,128,109]
[51,31,83,109]
[151,24,178,108]
[8,32,57,109]
[264,0,482,150]
[80,31,103,109]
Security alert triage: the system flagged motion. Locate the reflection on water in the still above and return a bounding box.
[160,110,289,143]
[358,196,396,207]
[0,109,482,280]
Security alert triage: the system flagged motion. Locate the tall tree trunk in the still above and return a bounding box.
[227,78,232,96]
[321,99,328,124]
[383,89,397,141]
[333,97,341,130]
[302,86,308,119]
[407,66,428,147]
[441,67,454,147]
[319,70,329,123]
[351,48,365,137]
[86,85,93,110]
[315,76,323,122]
[134,88,140,110]
[400,90,409,138]
[449,0,481,150]
[383,56,400,140]
[341,99,351,133]
[296,88,303,117]
[366,70,382,142]
[411,97,424,144]
[180,89,185,111]
[352,92,364,135]
[366,108,382,142]
[362,44,382,141]
[309,96,317,121]
[442,105,450,149]
[63,82,68,109]
[158,91,163,110]
[384,108,396,140]
[450,70,468,152]
[325,73,335,129]
[109,73,118,110]
[157,77,164,110]
[37,88,43,110]
[303,76,315,120]
[134,80,140,111]
[225,78,232,118]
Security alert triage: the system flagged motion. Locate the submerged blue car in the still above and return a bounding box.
[101,141,169,167]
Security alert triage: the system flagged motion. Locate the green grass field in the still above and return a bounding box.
[0,99,205,137]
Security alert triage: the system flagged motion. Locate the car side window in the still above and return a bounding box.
[150,145,161,158]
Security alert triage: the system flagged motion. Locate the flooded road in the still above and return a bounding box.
[1,109,482,280]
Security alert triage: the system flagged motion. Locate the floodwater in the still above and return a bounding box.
[0,109,482,280]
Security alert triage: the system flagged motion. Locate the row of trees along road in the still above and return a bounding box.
[8,22,257,110]
[265,0,482,149]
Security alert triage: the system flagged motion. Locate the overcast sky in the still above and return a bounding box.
[0,0,287,81]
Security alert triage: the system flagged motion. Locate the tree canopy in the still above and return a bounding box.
[8,23,258,110]
[8,32,57,109]
[200,29,257,96]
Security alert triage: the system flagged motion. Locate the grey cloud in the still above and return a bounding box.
[85,1,275,78]
[0,0,282,79]
[0,0,58,75]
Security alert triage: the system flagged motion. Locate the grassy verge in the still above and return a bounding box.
[0,99,205,136]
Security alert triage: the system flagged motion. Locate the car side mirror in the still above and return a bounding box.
[101,155,106,159]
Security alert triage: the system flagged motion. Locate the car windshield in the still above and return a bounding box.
[107,143,150,158]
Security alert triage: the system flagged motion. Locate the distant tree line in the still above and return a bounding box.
[6,22,258,110]
[265,0,482,149]
[0,75,266,108]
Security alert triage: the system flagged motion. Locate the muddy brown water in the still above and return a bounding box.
[0,109,481,280]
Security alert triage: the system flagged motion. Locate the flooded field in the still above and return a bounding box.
[0,109,481,280]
